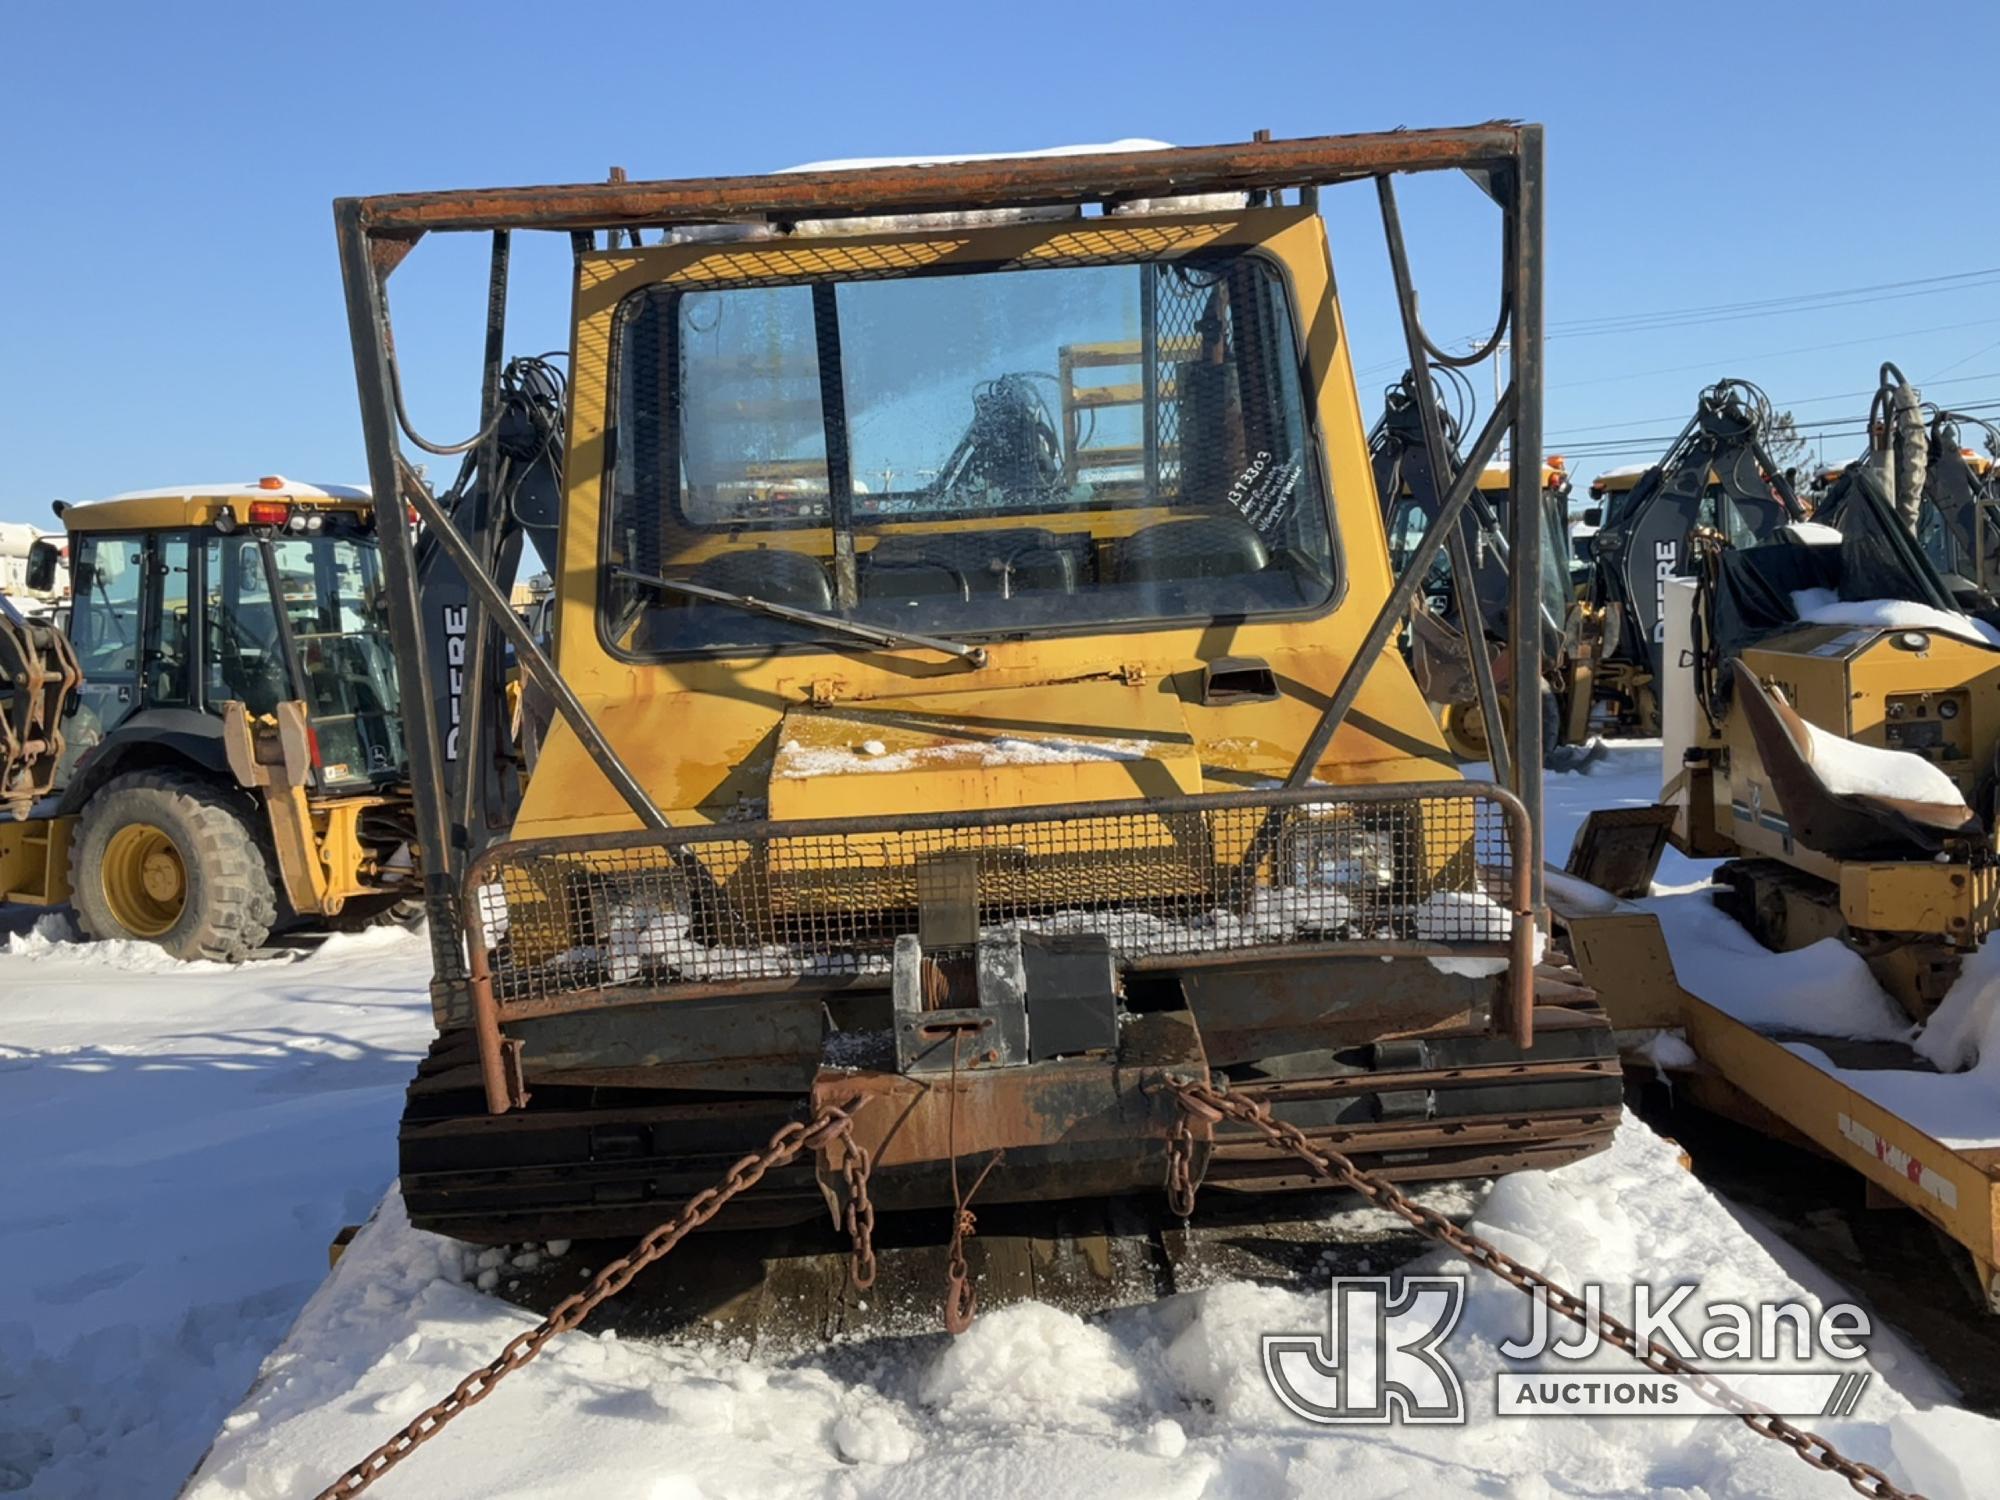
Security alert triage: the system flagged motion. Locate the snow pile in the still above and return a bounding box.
[1634,1029,1700,1073]
[0,926,433,1500]
[182,1118,1994,1500]
[776,734,1154,779]
[5,909,225,970]
[1915,935,2000,1074]
[1783,935,2000,1148]
[588,901,801,985]
[1644,890,1911,1041]
[1414,888,1542,978]
[1790,587,2000,648]
[1415,888,1513,942]
[918,1302,1143,1424]
[1542,866,1619,915]
[994,886,1358,958]
[1797,715,1968,807]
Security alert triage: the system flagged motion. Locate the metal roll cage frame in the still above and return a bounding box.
[333,123,1549,990]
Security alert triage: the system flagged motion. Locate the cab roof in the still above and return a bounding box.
[59,478,373,533]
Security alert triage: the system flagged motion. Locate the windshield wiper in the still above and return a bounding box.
[614,568,988,667]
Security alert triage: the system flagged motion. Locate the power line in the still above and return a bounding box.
[1359,266,2000,379]
[1547,371,2000,438]
[1551,398,2000,465]
[1544,316,2000,389]
[1550,275,2000,340]
[1547,265,2000,335]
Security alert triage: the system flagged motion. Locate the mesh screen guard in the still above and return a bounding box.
[464,781,1533,1021]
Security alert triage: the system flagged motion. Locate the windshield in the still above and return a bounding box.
[603,253,1336,656]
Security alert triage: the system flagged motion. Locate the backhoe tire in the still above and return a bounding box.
[1438,685,1568,768]
[69,770,278,962]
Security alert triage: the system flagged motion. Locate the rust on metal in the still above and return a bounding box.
[366,227,423,280]
[0,611,82,819]
[340,125,1527,236]
[459,780,1538,1116]
[810,1041,1196,1175]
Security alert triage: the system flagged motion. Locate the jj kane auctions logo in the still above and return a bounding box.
[1262,1277,1874,1423]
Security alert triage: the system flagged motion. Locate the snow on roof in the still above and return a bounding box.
[1591,463,1652,484]
[782,139,1177,172]
[728,140,1247,241]
[101,478,371,502]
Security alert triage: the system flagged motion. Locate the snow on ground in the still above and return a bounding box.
[0,916,433,1499]
[1529,742,2000,1148]
[180,1120,1993,1500]
[8,738,2000,1498]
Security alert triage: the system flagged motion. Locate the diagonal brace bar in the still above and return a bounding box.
[1286,392,1514,786]
[396,461,671,832]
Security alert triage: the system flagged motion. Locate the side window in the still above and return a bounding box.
[145,536,194,707]
[69,536,145,732]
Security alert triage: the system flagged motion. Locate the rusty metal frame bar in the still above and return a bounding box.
[338,125,1527,235]
[1285,129,1544,858]
[1286,392,1514,784]
[1507,135,1547,901]
[335,123,1548,1004]
[460,780,1535,1113]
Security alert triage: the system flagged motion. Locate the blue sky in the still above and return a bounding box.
[4,0,1996,523]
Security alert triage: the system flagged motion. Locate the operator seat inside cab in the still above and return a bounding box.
[1112,513,1269,583]
[691,547,835,611]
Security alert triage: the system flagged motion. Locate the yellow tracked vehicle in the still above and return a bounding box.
[0,479,417,958]
[334,127,1622,1325]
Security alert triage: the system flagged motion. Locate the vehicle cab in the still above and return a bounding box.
[52,477,402,789]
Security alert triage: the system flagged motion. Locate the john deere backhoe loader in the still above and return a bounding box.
[332,127,1620,1338]
[0,480,417,958]
[1577,379,1806,734]
[1370,370,1581,762]
[1812,365,2000,598]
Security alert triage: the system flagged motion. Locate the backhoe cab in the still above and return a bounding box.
[338,129,1621,1306]
[1580,379,1804,734]
[1370,370,1580,763]
[0,480,416,959]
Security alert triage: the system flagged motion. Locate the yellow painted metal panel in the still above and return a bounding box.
[518,208,1449,840]
[1566,908,2000,1299]
[0,816,75,905]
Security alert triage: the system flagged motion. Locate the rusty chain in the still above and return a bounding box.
[1165,1110,1200,1218]
[1164,1077,1928,1500]
[842,1141,877,1291]
[314,1103,864,1500]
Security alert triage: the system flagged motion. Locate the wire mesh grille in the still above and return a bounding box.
[468,787,1522,1011]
